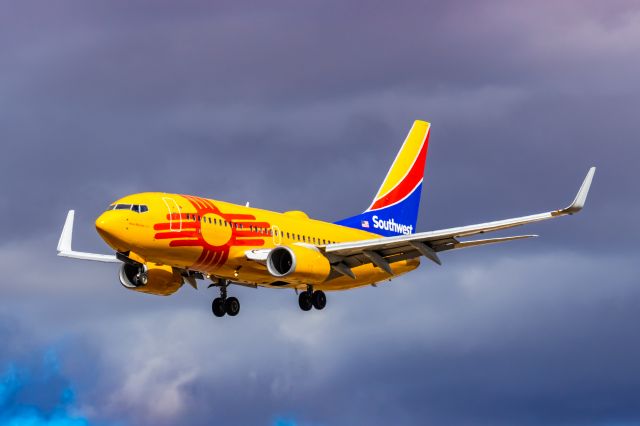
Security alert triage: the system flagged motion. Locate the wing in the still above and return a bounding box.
[57,210,119,263]
[324,167,595,276]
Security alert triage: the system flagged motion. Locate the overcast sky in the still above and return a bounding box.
[1,1,639,425]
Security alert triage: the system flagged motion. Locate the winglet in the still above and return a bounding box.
[57,210,119,263]
[57,210,75,253]
[562,167,596,214]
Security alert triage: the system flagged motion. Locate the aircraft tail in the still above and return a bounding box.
[335,120,431,236]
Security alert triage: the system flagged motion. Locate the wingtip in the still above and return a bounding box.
[57,210,75,253]
[564,167,596,214]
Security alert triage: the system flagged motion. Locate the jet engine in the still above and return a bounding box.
[266,245,331,284]
[119,261,183,296]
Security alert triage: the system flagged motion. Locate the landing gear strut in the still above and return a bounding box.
[211,280,240,317]
[298,286,326,311]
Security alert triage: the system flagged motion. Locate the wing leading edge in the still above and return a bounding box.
[325,167,596,270]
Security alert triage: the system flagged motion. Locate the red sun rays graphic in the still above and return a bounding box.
[153,195,271,271]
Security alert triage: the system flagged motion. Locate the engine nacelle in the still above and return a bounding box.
[266,245,331,285]
[119,262,183,296]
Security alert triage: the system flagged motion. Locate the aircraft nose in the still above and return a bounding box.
[95,213,114,236]
[95,212,127,250]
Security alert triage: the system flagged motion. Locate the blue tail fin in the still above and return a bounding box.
[334,120,431,237]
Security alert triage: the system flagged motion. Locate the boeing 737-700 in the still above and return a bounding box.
[57,121,595,317]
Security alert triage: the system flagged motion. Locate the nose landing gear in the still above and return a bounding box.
[135,268,148,286]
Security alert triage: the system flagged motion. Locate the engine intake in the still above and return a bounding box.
[119,262,183,296]
[266,245,331,284]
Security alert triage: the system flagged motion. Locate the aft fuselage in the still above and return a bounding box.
[95,192,420,291]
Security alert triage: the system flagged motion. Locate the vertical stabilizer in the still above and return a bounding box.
[335,120,431,236]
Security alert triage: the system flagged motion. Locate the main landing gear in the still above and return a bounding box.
[211,280,240,317]
[298,286,326,311]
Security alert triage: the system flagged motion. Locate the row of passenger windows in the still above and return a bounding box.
[108,204,149,213]
[184,213,338,245]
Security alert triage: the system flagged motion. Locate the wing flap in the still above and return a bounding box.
[450,234,537,250]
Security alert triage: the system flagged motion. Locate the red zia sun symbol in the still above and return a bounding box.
[153,195,271,271]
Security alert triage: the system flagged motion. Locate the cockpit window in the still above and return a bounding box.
[108,204,149,213]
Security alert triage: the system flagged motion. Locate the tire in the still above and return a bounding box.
[212,297,226,317]
[298,291,312,311]
[312,290,326,310]
[138,272,148,286]
[225,297,240,316]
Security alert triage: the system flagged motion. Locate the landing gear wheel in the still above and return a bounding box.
[312,290,326,310]
[132,267,148,287]
[212,297,226,317]
[225,297,240,316]
[298,291,313,311]
[138,272,148,286]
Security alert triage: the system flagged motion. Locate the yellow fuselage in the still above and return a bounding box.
[95,192,419,291]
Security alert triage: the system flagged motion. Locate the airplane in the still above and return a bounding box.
[57,120,596,317]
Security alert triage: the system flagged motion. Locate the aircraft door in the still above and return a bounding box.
[272,225,282,246]
[162,197,182,231]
